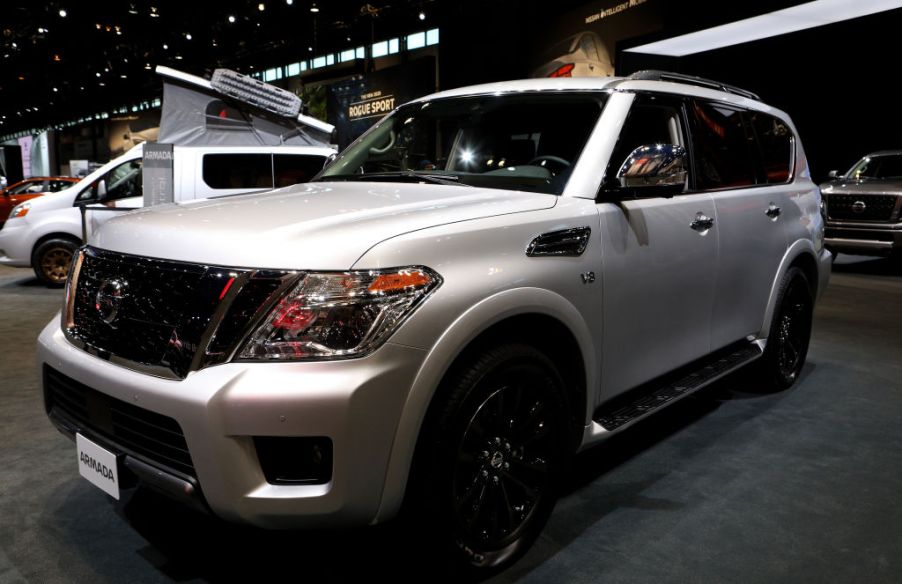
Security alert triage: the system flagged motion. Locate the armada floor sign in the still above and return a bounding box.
[143,142,174,207]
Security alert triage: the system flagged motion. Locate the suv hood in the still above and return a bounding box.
[821,178,902,196]
[93,181,556,269]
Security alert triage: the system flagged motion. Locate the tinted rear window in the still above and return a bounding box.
[273,155,326,188]
[749,112,793,183]
[688,100,756,190]
[203,154,272,189]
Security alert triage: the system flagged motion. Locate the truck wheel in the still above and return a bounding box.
[758,267,814,390]
[410,343,571,575]
[32,238,79,287]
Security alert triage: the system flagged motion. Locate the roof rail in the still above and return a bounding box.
[627,70,760,101]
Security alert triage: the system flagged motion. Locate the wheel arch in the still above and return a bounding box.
[759,239,820,340]
[32,231,83,257]
[373,287,597,523]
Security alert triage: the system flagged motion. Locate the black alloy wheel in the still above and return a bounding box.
[760,267,813,390]
[413,343,571,574]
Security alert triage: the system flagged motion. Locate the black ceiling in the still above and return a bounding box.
[0,0,436,136]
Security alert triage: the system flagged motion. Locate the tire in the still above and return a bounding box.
[758,267,814,390]
[408,343,571,577]
[32,238,79,287]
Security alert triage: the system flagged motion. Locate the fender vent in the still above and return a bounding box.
[526,227,591,257]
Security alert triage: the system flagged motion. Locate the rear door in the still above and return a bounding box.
[688,100,791,349]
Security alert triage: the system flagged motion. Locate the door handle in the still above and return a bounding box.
[765,203,781,219]
[690,212,714,232]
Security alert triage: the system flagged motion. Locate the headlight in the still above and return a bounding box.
[8,201,30,219]
[239,266,441,360]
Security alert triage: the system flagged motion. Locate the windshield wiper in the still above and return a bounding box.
[320,171,465,186]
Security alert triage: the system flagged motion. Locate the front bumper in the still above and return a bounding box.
[0,219,33,266]
[37,317,426,528]
[825,220,902,256]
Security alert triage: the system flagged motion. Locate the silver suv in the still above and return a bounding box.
[38,71,831,573]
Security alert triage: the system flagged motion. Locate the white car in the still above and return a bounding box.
[0,143,333,285]
[39,72,830,574]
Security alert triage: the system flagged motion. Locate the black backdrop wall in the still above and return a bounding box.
[439,0,902,183]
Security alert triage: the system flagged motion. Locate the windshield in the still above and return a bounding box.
[317,93,605,195]
[847,155,902,180]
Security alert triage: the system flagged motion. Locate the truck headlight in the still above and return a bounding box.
[239,267,441,360]
[8,201,30,219]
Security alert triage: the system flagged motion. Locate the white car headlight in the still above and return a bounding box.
[8,201,31,219]
[239,266,441,360]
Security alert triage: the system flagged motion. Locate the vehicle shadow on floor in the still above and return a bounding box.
[119,490,446,582]
[491,362,815,582]
[831,255,900,276]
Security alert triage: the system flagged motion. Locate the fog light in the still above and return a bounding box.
[254,436,333,485]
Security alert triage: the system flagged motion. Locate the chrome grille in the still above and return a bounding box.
[66,247,291,378]
[826,194,898,222]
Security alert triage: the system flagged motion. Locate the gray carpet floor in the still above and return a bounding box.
[0,256,900,583]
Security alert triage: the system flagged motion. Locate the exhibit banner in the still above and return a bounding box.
[142,142,174,207]
[326,57,436,149]
[530,0,662,78]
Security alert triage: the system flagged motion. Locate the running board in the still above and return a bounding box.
[594,342,763,432]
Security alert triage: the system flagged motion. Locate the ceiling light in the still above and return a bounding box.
[95,72,101,77]
[419,11,425,20]
[128,4,138,15]
[162,43,168,49]
[258,3,266,10]
[11,42,16,48]
[149,6,159,17]
[144,63,151,69]
[37,27,46,33]
[626,0,902,56]
[310,3,319,12]
[286,0,293,4]
[59,9,67,17]
[185,33,192,40]
[228,15,236,23]
[53,87,58,92]
[175,54,183,60]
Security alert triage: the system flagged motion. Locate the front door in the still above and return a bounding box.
[596,94,718,401]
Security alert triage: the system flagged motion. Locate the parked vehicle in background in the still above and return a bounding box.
[0,143,333,285]
[38,72,830,575]
[0,176,78,229]
[821,150,902,260]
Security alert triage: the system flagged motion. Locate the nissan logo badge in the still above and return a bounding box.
[95,279,129,327]
[852,200,867,214]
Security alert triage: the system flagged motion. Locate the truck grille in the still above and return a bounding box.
[826,194,898,222]
[44,365,195,476]
[66,247,289,378]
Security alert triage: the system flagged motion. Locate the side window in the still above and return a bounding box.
[687,100,756,190]
[48,180,72,192]
[748,112,793,183]
[273,154,327,188]
[76,160,143,203]
[606,95,686,186]
[202,154,273,189]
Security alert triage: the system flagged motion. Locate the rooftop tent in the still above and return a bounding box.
[156,66,334,147]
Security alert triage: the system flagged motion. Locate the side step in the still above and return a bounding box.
[594,342,763,432]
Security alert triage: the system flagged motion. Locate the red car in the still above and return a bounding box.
[0,176,79,228]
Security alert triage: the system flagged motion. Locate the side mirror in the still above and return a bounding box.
[827,170,841,179]
[617,144,688,192]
